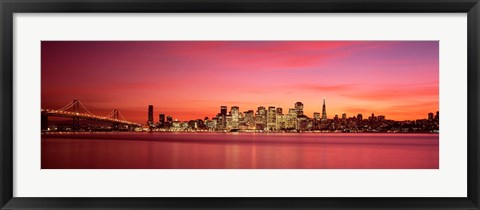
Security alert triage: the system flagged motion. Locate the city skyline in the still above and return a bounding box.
[141,99,438,133]
[42,41,439,122]
[144,99,429,124]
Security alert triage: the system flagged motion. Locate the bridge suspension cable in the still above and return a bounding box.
[78,100,93,115]
[57,101,75,111]
[104,110,115,118]
[118,111,127,121]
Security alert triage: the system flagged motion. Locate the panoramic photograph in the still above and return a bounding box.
[41,41,439,169]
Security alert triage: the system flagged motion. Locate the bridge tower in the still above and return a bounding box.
[112,109,119,131]
[72,99,80,131]
[41,110,48,131]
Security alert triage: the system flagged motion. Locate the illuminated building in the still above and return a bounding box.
[221,106,227,116]
[188,120,196,129]
[243,110,255,129]
[313,112,321,130]
[172,120,181,129]
[321,98,327,122]
[276,114,286,130]
[297,114,309,131]
[435,111,439,121]
[221,106,227,129]
[295,102,304,115]
[211,117,218,130]
[216,113,225,130]
[267,106,276,130]
[226,114,233,130]
[147,105,154,127]
[159,113,165,128]
[231,106,239,129]
[334,114,339,122]
[255,106,267,130]
[166,115,173,128]
[286,108,298,129]
[342,113,347,121]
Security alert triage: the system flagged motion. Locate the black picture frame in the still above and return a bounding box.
[1,0,479,209]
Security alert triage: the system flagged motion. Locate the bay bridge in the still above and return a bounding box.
[41,99,141,131]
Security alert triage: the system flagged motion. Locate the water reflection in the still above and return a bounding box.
[41,132,439,169]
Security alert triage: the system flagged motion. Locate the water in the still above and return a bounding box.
[41,132,439,169]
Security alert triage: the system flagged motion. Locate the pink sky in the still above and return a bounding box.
[41,41,439,123]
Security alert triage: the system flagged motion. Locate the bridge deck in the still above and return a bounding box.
[41,109,141,127]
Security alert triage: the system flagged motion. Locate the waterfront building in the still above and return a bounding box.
[221,106,227,116]
[267,106,276,130]
[286,108,298,130]
[216,113,225,130]
[255,106,267,130]
[166,115,173,128]
[297,114,309,131]
[276,114,286,130]
[231,106,239,129]
[321,98,327,122]
[295,102,304,115]
[313,112,321,130]
[158,113,165,128]
[226,114,233,130]
[172,120,181,130]
[221,106,227,128]
[243,110,255,129]
[211,117,218,130]
[147,105,154,127]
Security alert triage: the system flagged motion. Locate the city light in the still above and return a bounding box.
[145,99,439,133]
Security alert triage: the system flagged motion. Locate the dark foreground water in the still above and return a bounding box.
[41,132,439,169]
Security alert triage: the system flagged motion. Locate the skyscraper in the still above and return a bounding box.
[166,115,173,128]
[159,113,165,128]
[231,106,239,129]
[321,98,327,122]
[255,106,267,130]
[295,102,304,115]
[313,112,321,130]
[243,110,255,129]
[147,105,154,127]
[221,106,227,116]
[286,108,298,130]
[267,106,276,130]
[220,106,227,129]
